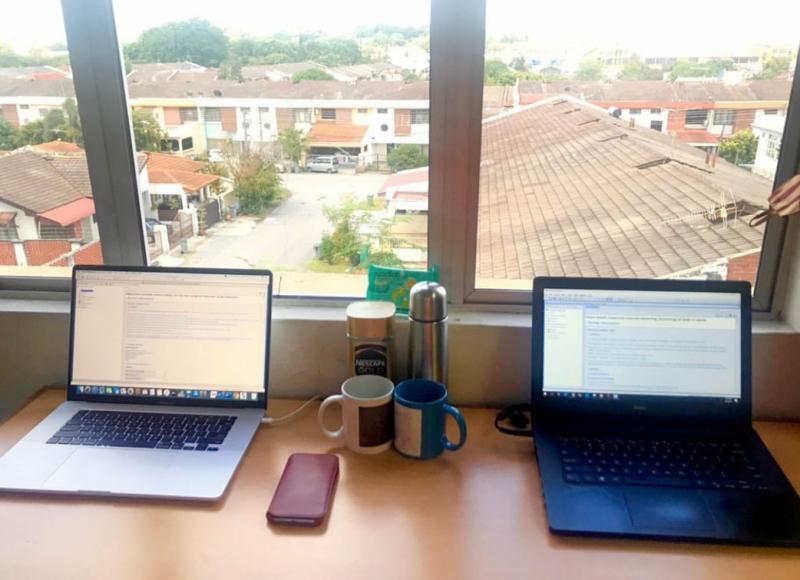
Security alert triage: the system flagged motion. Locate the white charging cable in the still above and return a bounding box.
[261,394,322,425]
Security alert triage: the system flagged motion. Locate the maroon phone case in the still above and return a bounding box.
[266,453,339,526]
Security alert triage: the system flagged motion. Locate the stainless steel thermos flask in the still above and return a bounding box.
[407,281,448,384]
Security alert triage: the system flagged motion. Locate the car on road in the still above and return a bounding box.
[144,218,165,242]
[307,156,339,173]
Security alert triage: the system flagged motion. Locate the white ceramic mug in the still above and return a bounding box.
[318,375,394,454]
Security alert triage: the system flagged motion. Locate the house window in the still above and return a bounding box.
[685,109,709,127]
[179,108,198,123]
[767,135,781,160]
[181,137,194,151]
[0,215,18,241]
[377,108,388,114]
[714,109,736,125]
[411,109,430,124]
[259,107,270,113]
[763,109,778,115]
[650,120,663,132]
[19,104,29,110]
[321,108,336,120]
[358,108,369,114]
[650,108,661,114]
[629,108,641,115]
[203,108,222,122]
[294,109,312,123]
[38,108,49,118]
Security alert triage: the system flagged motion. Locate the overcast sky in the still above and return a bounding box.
[0,0,797,57]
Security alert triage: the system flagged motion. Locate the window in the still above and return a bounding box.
[411,109,430,124]
[685,109,709,127]
[203,107,222,122]
[179,108,199,123]
[767,135,781,160]
[0,1,106,276]
[0,214,18,241]
[457,0,798,311]
[650,108,661,114]
[714,109,736,126]
[763,109,778,115]
[294,109,312,123]
[111,0,430,297]
[2,0,796,314]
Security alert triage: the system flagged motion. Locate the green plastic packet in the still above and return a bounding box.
[366,264,439,315]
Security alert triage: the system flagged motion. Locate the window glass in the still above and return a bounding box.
[0,1,106,276]
[476,0,797,291]
[116,0,431,296]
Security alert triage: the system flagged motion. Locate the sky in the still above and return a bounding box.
[0,0,797,57]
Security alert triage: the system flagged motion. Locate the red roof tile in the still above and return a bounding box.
[148,168,218,193]
[38,197,95,227]
[308,123,368,145]
[147,152,207,173]
[32,140,83,153]
[378,167,428,194]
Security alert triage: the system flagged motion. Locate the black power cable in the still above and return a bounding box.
[494,403,533,437]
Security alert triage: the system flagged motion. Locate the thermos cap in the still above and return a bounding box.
[408,282,447,322]
[346,301,396,338]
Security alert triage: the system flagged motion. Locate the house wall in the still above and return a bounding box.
[163,107,181,126]
[752,126,781,179]
[0,104,19,127]
[276,108,294,132]
[395,109,411,136]
[0,242,16,265]
[23,240,70,265]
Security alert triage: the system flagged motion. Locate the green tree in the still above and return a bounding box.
[236,164,282,215]
[0,43,23,67]
[303,38,364,66]
[126,19,229,67]
[484,59,516,86]
[132,110,167,152]
[618,58,662,81]
[319,196,370,265]
[278,128,309,165]
[575,59,604,80]
[510,56,529,72]
[387,144,428,172]
[202,162,230,195]
[719,130,758,166]
[62,98,83,145]
[18,120,46,145]
[291,68,334,83]
[753,56,792,80]
[0,118,20,150]
[218,57,244,82]
[668,58,733,81]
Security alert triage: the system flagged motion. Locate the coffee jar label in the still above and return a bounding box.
[353,344,389,377]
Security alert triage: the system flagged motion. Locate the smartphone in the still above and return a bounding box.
[266,453,339,527]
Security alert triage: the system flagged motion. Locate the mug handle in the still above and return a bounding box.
[441,404,467,451]
[318,395,345,439]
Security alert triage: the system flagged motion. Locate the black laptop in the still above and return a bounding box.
[531,277,800,546]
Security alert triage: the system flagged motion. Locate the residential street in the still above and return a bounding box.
[182,171,387,270]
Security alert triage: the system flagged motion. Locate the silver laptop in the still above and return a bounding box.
[0,266,272,501]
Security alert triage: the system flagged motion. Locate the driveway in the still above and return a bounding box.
[183,171,387,270]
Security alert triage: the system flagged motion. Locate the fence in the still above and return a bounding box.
[166,212,194,248]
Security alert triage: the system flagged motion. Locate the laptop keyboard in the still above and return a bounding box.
[558,435,769,491]
[46,410,237,451]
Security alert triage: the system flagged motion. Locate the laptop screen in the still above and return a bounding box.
[69,268,271,407]
[542,288,741,403]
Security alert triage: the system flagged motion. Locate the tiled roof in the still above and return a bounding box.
[308,122,368,144]
[0,77,75,98]
[0,150,89,213]
[378,167,428,194]
[147,151,206,173]
[33,140,83,153]
[477,96,770,281]
[148,168,218,193]
[482,85,515,118]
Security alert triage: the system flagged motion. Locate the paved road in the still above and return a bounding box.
[183,171,387,270]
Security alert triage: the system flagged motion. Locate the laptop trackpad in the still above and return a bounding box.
[624,489,716,531]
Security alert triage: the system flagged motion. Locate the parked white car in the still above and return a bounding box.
[208,149,224,163]
[307,156,340,173]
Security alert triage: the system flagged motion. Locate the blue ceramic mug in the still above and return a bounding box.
[393,380,467,460]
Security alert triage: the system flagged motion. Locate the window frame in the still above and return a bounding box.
[0,0,795,318]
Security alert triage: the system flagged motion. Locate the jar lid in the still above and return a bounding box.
[346,301,396,338]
